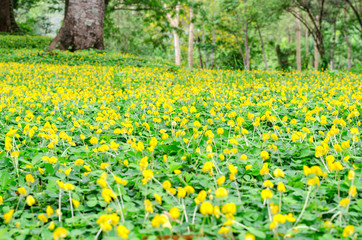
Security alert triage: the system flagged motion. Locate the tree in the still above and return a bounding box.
[188,7,194,68]
[49,0,107,51]
[345,0,362,37]
[287,0,342,70]
[296,9,301,71]
[0,0,19,32]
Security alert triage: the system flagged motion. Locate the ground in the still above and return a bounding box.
[0,35,361,240]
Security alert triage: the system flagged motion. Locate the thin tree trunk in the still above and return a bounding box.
[197,35,204,69]
[244,22,250,70]
[49,0,105,51]
[344,5,352,70]
[188,8,194,69]
[257,25,268,70]
[305,25,309,69]
[166,2,181,65]
[210,26,216,69]
[296,10,302,71]
[330,20,337,70]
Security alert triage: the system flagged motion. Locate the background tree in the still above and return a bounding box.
[0,0,20,32]
[49,0,107,51]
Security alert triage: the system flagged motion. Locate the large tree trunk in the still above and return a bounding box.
[257,25,268,70]
[296,10,302,71]
[49,0,105,51]
[0,0,19,32]
[188,8,194,69]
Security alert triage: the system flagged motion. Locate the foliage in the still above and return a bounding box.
[0,35,361,239]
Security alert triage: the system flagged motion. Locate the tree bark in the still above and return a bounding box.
[257,25,268,70]
[49,0,105,51]
[197,35,204,69]
[330,20,337,70]
[166,2,181,66]
[296,10,302,71]
[0,0,19,32]
[314,39,319,70]
[210,26,216,69]
[305,23,309,69]
[188,8,194,69]
[344,4,352,69]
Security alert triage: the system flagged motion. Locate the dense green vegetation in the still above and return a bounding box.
[0,35,361,240]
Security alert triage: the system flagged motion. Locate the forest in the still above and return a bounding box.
[1,0,361,71]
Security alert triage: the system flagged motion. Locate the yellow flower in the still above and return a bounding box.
[217,176,226,186]
[245,233,255,240]
[259,163,269,175]
[174,169,181,175]
[273,168,285,178]
[48,221,55,230]
[169,207,180,219]
[218,226,229,234]
[349,186,357,197]
[213,205,220,218]
[261,189,273,199]
[100,163,109,169]
[307,176,320,186]
[162,180,172,190]
[53,227,67,240]
[117,225,130,239]
[89,137,98,145]
[72,199,80,208]
[64,183,75,191]
[144,199,153,213]
[260,150,269,160]
[240,154,247,161]
[74,159,84,165]
[221,202,236,215]
[245,165,252,171]
[200,202,213,215]
[154,194,162,204]
[277,182,286,192]
[339,198,350,208]
[342,225,354,237]
[18,187,27,195]
[101,188,116,203]
[26,195,36,206]
[3,209,14,224]
[263,180,274,188]
[215,187,228,198]
[195,190,207,205]
[38,214,48,223]
[177,187,186,198]
[25,174,35,183]
[0,196,3,205]
[348,170,355,180]
[64,168,72,175]
[46,206,54,216]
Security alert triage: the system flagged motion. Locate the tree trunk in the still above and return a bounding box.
[166,2,181,65]
[305,25,309,69]
[296,10,302,71]
[197,35,204,69]
[314,39,319,70]
[49,0,105,51]
[330,20,337,70]
[188,8,194,69]
[0,0,19,32]
[344,5,352,70]
[257,25,268,70]
[244,22,250,70]
[210,27,216,69]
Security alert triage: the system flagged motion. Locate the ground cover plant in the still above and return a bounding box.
[0,36,361,240]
